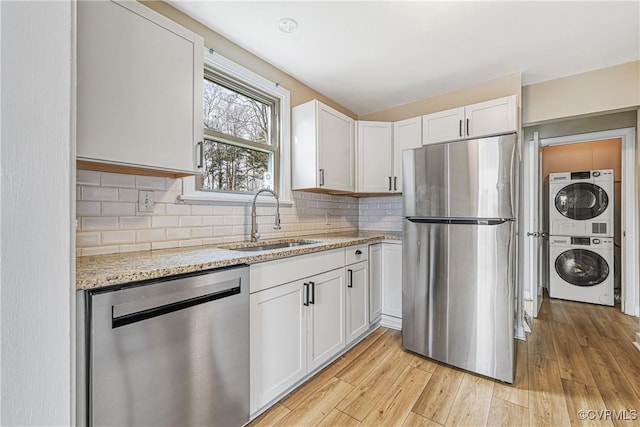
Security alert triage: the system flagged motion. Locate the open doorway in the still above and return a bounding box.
[523,126,638,321]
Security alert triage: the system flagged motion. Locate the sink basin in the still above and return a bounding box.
[224,240,319,252]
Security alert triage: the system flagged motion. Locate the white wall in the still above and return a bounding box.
[0,2,74,425]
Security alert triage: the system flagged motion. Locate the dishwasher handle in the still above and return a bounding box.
[112,285,240,329]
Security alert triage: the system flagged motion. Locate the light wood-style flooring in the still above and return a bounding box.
[250,297,640,427]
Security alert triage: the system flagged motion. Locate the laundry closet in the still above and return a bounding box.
[542,138,622,305]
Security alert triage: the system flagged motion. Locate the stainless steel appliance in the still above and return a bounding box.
[77,265,250,426]
[402,133,517,383]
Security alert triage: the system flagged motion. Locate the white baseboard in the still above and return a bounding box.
[380,314,402,330]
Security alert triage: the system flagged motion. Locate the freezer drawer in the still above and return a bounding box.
[402,219,515,383]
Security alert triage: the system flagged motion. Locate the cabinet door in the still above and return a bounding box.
[464,95,517,139]
[382,243,403,319]
[250,281,307,411]
[77,1,203,173]
[357,121,393,193]
[422,107,465,145]
[317,104,355,192]
[307,269,346,371]
[393,116,422,192]
[346,261,369,344]
[368,244,383,324]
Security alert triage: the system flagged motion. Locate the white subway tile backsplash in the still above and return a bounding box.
[101,172,135,188]
[166,203,191,216]
[166,228,191,240]
[102,230,136,245]
[120,216,151,230]
[77,170,101,186]
[82,186,118,201]
[135,176,166,190]
[136,229,166,242]
[77,201,101,216]
[152,216,180,228]
[118,188,139,202]
[82,216,119,231]
[180,215,202,227]
[76,171,361,256]
[102,202,136,216]
[76,232,101,248]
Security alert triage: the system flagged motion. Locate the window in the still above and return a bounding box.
[199,69,279,193]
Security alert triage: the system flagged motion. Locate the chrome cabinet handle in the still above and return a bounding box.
[303,282,309,306]
[388,176,392,191]
[309,281,315,304]
[347,269,353,288]
[197,141,204,169]
[459,120,462,137]
[466,118,470,136]
[319,169,325,186]
[394,177,398,191]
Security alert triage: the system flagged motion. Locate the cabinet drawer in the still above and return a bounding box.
[250,249,344,293]
[346,244,368,265]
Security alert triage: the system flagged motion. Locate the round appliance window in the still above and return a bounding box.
[555,183,608,220]
[555,249,609,287]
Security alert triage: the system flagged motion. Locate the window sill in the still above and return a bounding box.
[178,192,293,207]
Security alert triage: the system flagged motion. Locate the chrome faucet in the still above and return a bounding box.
[251,188,281,242]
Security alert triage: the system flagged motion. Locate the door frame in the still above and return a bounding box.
[523,127,638,317]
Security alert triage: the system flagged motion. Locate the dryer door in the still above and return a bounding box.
[555,249,610,286]
[554,183,608,220]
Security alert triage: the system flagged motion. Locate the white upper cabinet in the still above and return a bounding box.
[77,1,203,175]
[422,107,465,146]
[356,121,393,193]
[422,95,517,145]
[392,116,422,192]
[292,100,355,192]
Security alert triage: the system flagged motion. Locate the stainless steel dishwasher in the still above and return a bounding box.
[77,265,249,427]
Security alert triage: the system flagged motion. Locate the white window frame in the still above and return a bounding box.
[180,48,292,205]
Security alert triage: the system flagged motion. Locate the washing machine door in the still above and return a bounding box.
[555,249,610,286]
[555,183,608,220]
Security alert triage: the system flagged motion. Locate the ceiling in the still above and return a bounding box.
[169,1,640,116]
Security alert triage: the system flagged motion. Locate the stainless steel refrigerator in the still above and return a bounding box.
[402,133,517,383]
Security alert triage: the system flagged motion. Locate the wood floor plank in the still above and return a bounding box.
[561,378,614,427]
[601,338,640,400]
[528,318,557,361]
[444,373,494,426]
[547,298,572,324]
[486,397,529,427]
[408,353,439,373]
[336,329,399,386]
[582,345,640,427]
[360,366,431,427]
[274,378,354,427]
[550,321,597,387]
[402,411,444,427]
[411,364,465,425]
[528,353,571,426]
[316,408,360,427]
[493,339,529,408]
[248,403,291,427]
[337,345,414,421]
[563,304,605,349]
[281,328,386,410]
[589,306,628,343]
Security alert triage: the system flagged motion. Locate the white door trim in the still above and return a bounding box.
[539,127,638,316]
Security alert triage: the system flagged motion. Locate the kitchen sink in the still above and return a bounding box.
[224,240,320,252]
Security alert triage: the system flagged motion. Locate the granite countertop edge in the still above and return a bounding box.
[76,231,401,291]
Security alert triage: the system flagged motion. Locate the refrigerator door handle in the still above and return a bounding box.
[406,217,513,225]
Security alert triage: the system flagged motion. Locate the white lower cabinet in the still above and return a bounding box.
[369,242,403,329]
[307,269,346,371]
[345,260,369,345]
[250,281,307,412]
[369,244,383,324]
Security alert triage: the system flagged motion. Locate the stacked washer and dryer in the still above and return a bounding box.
[547,169,615,306]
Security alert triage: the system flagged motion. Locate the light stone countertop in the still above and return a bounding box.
[76,231,402,290]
